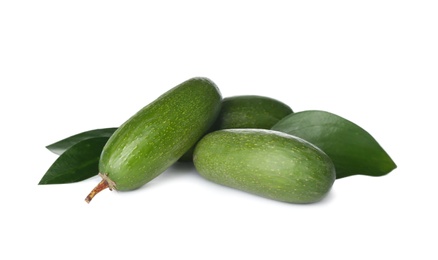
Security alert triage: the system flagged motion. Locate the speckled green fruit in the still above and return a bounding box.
[193,129,336,204]
[178,95,293,162]
[85,77,222,202]
[214,95,293,129]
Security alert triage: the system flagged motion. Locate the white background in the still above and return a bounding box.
[1,1,437,259]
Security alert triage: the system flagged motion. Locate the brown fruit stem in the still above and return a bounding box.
[85,173,115,203]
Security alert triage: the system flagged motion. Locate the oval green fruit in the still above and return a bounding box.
[85,77,222,203]
[193,129,336,204]
[214,95,293,129]
[179,95,293,162]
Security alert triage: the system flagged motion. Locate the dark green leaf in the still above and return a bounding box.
[271,110,397,179]
[46,128,117,155]
[39,137,110,184]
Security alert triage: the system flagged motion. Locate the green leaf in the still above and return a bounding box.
[39,137,110,184]
[271,110,397,179]
[46,128,117,155]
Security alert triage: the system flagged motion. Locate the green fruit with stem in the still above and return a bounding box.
[85,77,222,203]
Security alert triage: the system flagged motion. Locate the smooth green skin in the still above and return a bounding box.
[179,95,293,162]
[271,110,397,179]
[99,77,222,191]
[193,129,336,204]
[214,95,293,129]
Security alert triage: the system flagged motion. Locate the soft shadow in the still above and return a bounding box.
[169,161,197,173]
[134,161,199,192]
[128,161,337,208]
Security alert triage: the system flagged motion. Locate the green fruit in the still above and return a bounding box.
[193,129,335,204]
[178,95,293,162]
[214,95,293,129]
[85,77,222,203]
